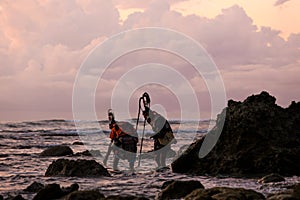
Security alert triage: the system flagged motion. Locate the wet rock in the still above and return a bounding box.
[32,183,79,200]
[33,183,63,200]
[24,181,44,193]
[65,190,104,200]
[258,174,285,183]
[41,133,79,136]
[156,180,204,200]
[293,184,300,198]
[45,158,110,177]
[74,150,102,157]
[61,183,79,195]
[172,91,300,176]
[267,194,295,200]
[10,195,26,200]
[267,183,300,200]
[72,141,84,145]
[184,189,213,200]
[161,180,175,189]
[105,196,149,200]
[40,145,73,157]
[185,187,265,200]
[176,144,190,158]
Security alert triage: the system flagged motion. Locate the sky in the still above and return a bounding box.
[0,0,300,121]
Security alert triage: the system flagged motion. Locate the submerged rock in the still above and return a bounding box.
[172,91,300,176]
[185,187,265,200]
[40,145,73,157]
[24,181,44,193]
[74,150,102,157]
[258,174,285,183]
[45,158,110,177]
[72,141,84,145]
[65,190,104,200]
[156,180,204,200]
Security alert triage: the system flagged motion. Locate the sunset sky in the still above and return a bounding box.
[0,0,299,121]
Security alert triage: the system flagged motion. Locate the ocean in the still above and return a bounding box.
[0,119,299,199]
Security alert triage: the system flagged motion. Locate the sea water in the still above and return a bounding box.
[0,119,299,199]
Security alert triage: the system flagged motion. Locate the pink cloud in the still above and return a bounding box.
[0,0,299,121]
[274,0,291,6]
[112,0,188,9]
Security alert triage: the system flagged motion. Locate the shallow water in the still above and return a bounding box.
[0,119,299,199]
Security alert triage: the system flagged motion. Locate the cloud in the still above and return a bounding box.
[0,0,299,120]
[274,0,291,6]
[112,0,188,9]
[123,4,300,68]
[0,0,119,50]
[222,63,300,107]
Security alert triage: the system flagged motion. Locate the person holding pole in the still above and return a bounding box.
[138,92,176,169]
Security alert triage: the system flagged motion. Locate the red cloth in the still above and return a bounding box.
[109,123,126,140]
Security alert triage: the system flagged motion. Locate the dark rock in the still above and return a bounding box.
[267,194,296,200]
[172,91,300,176]
[0,195,3,200]
[45,158,110,177]
[65,190,104,200]
[72,141,84,145]
[74,150,102,157]
[185,187,265,200]
[267,183,300,200]
[105,196,149,200]
[24,181,44,193]
[61,183,79,195]
[41,133,78,136]
[176,144,190,158]
[33,183,63,200]
[258,173,285,183]
[161,180,175,189]
[33,183,79,200]
[293,184,300,198]
[156,180,204,200]
[183,189,213,200]
[40,145,73,157]
[11,195,26,200]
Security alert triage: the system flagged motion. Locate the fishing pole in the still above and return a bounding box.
[137,92,150,167]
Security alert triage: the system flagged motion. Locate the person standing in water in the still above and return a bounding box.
[104,109,138,172]
[141,93,176,169]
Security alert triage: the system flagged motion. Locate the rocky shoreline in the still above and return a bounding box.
[1,175,299,200]
[172,91,300,177]
[1,91,300,200]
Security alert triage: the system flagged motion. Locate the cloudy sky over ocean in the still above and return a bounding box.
[0,0,299,121]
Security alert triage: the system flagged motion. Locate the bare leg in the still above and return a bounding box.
[160,150,167,167]
[129,161,134,172]
[113,155,119,170]
[155,152,161,167]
